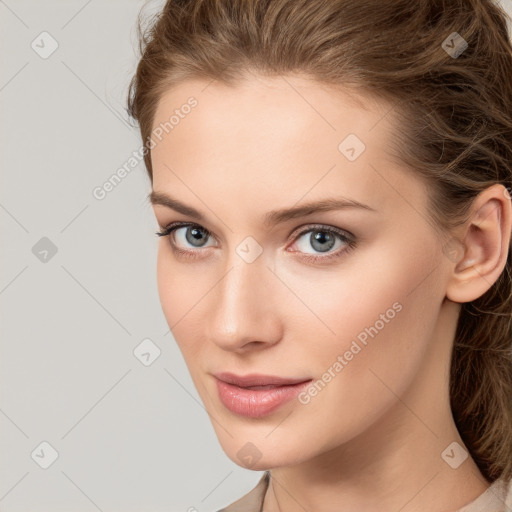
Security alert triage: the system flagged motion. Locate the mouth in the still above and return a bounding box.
[214,372,312,387]
[213,372,313,418]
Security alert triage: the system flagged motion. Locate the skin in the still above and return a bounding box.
[149,74,512,512]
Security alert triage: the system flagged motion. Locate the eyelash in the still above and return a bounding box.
[155,221,357,263]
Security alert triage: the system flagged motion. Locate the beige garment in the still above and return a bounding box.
[217,472,512,512]
[217,472,269,512]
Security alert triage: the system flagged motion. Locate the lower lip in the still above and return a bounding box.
[215,379,312,418]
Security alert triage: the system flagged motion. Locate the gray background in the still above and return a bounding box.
[1,1,511,511]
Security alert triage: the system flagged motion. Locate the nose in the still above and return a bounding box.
[206,251,283,352]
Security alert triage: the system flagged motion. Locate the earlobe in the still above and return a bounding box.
[445,184,512,304]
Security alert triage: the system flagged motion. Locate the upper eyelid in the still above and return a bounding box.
[164,221,354,244]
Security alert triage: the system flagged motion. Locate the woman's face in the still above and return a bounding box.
[150,75,455,469]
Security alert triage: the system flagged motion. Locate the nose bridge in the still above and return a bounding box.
[208,245,279,349]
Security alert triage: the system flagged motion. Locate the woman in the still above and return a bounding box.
[126,0,512,510]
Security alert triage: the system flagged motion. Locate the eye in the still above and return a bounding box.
[155,221,356,262]
[156,222,215,256]
[288,224,356,262]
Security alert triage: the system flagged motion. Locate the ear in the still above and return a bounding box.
[445,184,512,304]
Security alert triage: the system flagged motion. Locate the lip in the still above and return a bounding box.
[214,372,312,418]
[214,372,311,387]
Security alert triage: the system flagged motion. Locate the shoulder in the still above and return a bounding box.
[215,474,512,511]
[216,471,270,512]
[456,477,512,511]
[505,478,512,508]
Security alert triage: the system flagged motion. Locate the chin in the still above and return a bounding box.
[214,429,314,471]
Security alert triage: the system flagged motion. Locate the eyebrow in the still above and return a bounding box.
[148,190,377,228]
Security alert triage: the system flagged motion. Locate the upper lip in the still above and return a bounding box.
[214,372,312,387]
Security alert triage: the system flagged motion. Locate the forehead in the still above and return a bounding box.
[149,75,422,220]
[151,74,386,144]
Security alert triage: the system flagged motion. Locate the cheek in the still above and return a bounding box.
[156,244,195,341]
[155,244,212,368]
[290,238,443,427]
[156,244,176,321]
[295,228,442,356]
[156,247,206,388]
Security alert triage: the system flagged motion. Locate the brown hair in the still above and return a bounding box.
[126,0,512,482]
